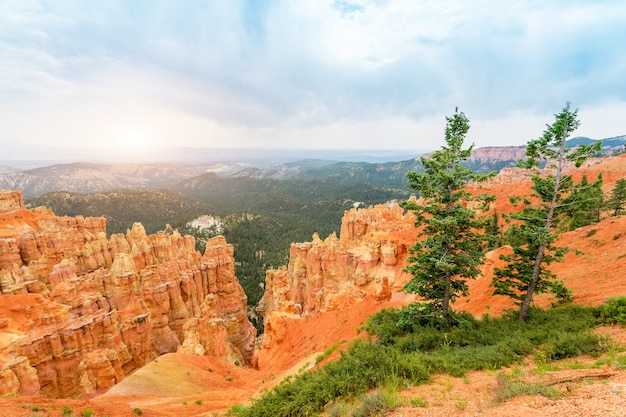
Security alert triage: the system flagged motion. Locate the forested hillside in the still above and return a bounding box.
[28,189,210,234]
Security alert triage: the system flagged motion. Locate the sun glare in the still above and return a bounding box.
[100,131,166,162]
[121,133,146,149]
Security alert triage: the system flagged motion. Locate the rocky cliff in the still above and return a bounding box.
[257,201,418,358]
[0,190,255,398]
[257,154,626,356]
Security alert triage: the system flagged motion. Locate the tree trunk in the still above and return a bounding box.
[519,120,568,322]
[442,271,451,312]
[519,242,546,321]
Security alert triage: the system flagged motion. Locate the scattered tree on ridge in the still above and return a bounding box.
[493,102,602,322]
[608,178,626,216]
[402,108,494,319]
[485,210,504,250]
[561,173,604,230]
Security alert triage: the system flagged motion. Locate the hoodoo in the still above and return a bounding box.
[0,190,255,398]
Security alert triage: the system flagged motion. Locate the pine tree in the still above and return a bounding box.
[493,102,602,321]
[608,178,626,216]
[485,210,503,250]
[562,173,604,230]
[402,108,494,318]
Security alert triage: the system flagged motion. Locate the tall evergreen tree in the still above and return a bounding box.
[402,108,494,316]
[493,102,602,322]
[608,178,626,216]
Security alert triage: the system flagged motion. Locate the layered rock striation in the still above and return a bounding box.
[258,202,417,345]
[0,190,255,398]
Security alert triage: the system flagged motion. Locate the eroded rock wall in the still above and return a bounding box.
[258,202,416,320]
[0,191,254,398]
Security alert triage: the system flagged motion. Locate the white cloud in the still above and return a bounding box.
[0,0,625,155]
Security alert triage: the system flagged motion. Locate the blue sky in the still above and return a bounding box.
[1,0,625,160]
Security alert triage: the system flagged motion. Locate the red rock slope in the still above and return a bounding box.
[257,154,626,368]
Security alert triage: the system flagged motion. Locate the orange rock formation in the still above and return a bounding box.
[258,202,416,318]
[257,154,626,365]
[0,190,255,398]
[0,153,625,415]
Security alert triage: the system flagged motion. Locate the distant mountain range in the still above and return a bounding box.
[1,137,624,198]
[567,135,626,149]
[232,146,529,187]
[0,163,212,198]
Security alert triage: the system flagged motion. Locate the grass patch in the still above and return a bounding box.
[315,340,346,365]
[237,304,612,417]
[409,396,428,407]
[494,378,559,402]
[326,402,349,417]
[350,389,400,417]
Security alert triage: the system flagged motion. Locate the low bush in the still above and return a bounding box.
[237,304,611,416]
[597,296,626,325]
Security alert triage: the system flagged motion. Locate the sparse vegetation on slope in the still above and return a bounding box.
[236,304,613,417]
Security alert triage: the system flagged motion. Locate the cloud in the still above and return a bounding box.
[1,0,625,152]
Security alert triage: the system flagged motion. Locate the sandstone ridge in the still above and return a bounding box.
[0,190,255,398]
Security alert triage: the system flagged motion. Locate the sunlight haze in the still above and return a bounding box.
[1,0,625,161]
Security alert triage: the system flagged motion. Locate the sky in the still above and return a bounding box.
[1,0,626,161]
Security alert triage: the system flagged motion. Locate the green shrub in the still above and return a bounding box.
[62,405,73,417]
[544,331,608,360]
[132,408,143,415]
[597,297,626,324]
[361,308,403,345]
[80,409,95,417]
[226,403,245,415]
[236,304,612,417]
[396,302,475,332]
